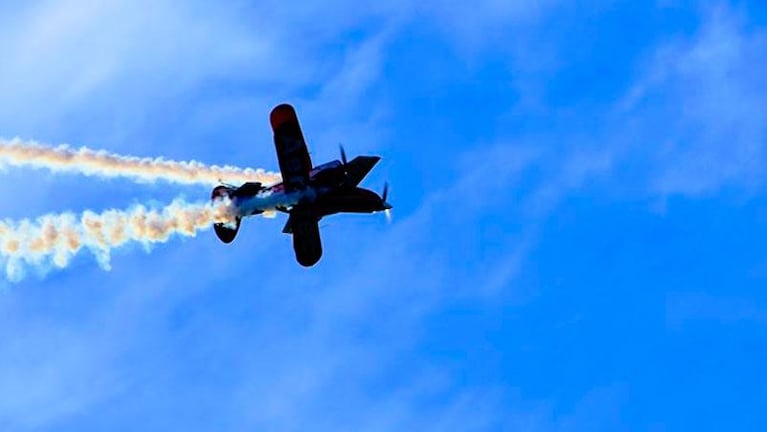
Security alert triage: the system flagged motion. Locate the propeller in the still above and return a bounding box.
[381,182,392,223]
[339,143,348,166]
[338,143,350,182]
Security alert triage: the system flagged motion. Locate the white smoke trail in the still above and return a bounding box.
[0,137,282,186]
[0,198,238,281]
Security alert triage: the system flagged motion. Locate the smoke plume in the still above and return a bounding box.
[0,137,282,186]
[0,198,237,281]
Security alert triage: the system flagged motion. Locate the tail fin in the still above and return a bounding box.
[214,218,241,243]
[211,185,241,243]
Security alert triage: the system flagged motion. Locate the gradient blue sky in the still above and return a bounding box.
[1,1,766,430]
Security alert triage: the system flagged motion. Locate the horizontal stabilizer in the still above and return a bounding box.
[211,184,241,243]
[214,218,241,243]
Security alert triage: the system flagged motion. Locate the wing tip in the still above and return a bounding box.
[270,103,297,130]
[296,254,321,267]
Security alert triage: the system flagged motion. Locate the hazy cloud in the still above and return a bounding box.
[621,4,767,196]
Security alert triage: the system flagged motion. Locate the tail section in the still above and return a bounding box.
[214,218,241,243]
[211,185,241,243]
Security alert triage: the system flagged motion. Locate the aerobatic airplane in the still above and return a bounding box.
[210,103,391,267]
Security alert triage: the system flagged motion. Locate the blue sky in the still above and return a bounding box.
[1,0,766,430]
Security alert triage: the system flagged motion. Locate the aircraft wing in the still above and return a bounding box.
[288,211,323,267]
[270,103,313,192]
[344,155,381,187]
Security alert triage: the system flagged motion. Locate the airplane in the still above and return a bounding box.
[210,103,391,267]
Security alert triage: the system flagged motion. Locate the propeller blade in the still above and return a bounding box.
[382,182,388,202]
[339,144,348,166]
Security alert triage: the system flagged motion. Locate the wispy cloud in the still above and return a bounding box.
[0,0,268,117]
[0,317,123,429]
[620,4,767,196]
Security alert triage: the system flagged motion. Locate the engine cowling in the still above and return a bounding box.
[211,185,241,244]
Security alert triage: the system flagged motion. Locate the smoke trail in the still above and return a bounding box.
[0,197,238,281]
[0,137,282,186]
